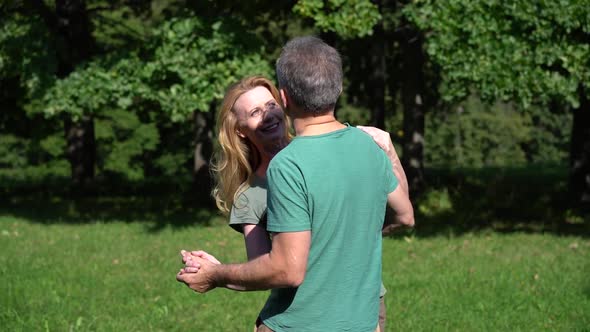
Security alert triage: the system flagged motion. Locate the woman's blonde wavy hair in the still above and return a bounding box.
[211,76,292,215]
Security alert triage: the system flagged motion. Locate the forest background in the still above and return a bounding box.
[2,1,590,331]
[1,0,589,210]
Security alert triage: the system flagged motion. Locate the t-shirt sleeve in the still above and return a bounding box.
[266,159,311,233]
[382,151,399,194]
[229,191,266,233]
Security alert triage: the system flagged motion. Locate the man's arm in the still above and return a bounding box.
[177,155,313,293]
[215,230,310,289]
[179,223,272,292]
[176,230,310,293]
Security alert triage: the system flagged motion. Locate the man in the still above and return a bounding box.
[177,36,414,332]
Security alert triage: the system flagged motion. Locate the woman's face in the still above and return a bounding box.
[233,86,286,147]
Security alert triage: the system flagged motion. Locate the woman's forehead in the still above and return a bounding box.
[234,86,274,111]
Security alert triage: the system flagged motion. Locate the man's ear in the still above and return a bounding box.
[280,89,288,109]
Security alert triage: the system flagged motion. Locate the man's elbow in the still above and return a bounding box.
[283,268,305,287]
[275,264,305,287]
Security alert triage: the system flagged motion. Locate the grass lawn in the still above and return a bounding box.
[1,214,588,331]
[1,167,589,331]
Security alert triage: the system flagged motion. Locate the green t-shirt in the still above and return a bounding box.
[229,175,388,298]
[260,125,398,332]
[229,176,268,233]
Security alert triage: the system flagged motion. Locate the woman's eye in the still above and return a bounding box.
[251,109,261,117]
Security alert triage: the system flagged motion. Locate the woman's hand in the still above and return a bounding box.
[357,125,410,196]
[179,249,221,274]
[356,125,398,158]
[178,249,246,291]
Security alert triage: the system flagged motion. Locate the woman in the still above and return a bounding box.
[213,75,290,260]
[183,75,394,331]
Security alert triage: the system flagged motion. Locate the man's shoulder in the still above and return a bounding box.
[269,142,300,167]
[266,144,307,186]
[343,127,387,158]
[348,126,380,144]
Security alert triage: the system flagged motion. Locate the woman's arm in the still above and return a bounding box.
[357,125,414,233]
[357,125,409,195]
[242,224,272,260]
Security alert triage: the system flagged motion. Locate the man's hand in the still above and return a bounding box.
[176,250,221,293]
[175,231,310,292]
[176,253,218,293]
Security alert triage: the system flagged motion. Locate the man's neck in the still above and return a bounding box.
[292,110,346,136]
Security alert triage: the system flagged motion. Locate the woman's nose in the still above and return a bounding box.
[261,107,271,119]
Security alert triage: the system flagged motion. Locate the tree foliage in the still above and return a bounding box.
[406,0,590,108]
[0,14,56,102]
[406,0,590,208]
[42,16,272,122]
[293,0,381,38]
[34,15,272,180]
[425,97,572,167]
[0,1,581,191]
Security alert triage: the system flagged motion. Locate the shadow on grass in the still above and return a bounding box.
[403,166,590,238]
[1,166,589,237]
[0,177,220,233]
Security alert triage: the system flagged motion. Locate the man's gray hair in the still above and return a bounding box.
[276,36,343,114]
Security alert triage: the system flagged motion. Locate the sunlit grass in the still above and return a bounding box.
[1,215,588,331]
[1,166,588,330]
[383,232,590,331]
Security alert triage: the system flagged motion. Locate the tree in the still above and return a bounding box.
[3,2,282,198]
[294,0,431,194]
[397,22,428,193]
[144,17,272,197]
[34,0,98,184]
[407,0,590,210]
[2,0,161,184]
[41,15,272,196]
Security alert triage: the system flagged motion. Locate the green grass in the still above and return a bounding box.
[0,215,269,331]
[1,166,589,331]
[383,233,589,331]
[1,216,588,331]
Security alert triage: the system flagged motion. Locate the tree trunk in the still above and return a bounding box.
[193,110,215,206]
[400,30,426,195]
[368,25,387,129]
[53,0,97,184]
[64,116,96,184]
[569,88,590,211]
[55,0,95,74]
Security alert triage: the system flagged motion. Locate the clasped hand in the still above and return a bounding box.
[175,249,221,293]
